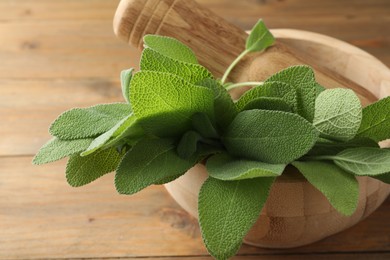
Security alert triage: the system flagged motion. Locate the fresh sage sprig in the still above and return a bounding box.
[34,19,390,260]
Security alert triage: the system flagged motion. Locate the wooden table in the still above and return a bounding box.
[1,0,389,259]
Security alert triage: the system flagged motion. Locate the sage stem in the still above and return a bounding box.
[221,49,250,85]
[225,81,264,91]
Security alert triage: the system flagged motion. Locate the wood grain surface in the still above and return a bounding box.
[0,0,389,259]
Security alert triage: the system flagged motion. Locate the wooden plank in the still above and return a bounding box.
[0,79,125,156]
[0,157,206,259]
[0,0,118,21]
[1,0,389,21]
[103,254,390,260]
[0,156,389,259]
[0,1,388,80]
[0,21,139,79]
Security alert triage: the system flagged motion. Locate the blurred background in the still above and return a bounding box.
[0,0,389,259]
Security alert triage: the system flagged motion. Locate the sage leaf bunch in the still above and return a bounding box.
[34,19,390,260]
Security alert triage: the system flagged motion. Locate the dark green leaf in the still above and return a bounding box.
[327,147,390,176]
[206,153,285,180]
[192,113,219,139]
[66,147,123,187]
[235,81,297,112]
[49,103,132,140]
[241,96,292,112]
[356,96,390,142]
[199,177,275,260]
[115,138,197,195]
[81,114,143,156]
[307,138,378,156]
[177,131,202,159]
[197,78,238,130]
[292,161,359,216]
[33,138,93,165]
[265,65,317,121]
[373,173,390,184]
[223,110,318,163]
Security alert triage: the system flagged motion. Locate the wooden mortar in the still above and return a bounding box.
[113,0,390,248]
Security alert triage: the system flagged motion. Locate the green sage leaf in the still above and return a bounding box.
[66,147,123,187]
[33,137,93,165]
[328,147,390,176]
[143,35,198,64]
[177,131,202,159]
[241,96,292,112]
[292,161,359,216]
[313,88,362,142]
[153,173,184,185]
[356,96,390,142]
[115,138,197,195]
[130,71,214,137]
[246,19,275,52]
[120,68,133,103]
[49,103,132,140]
[265,65,317,121]
[81,114,143,156]
[307,138,379,156]
[199,177,274,260]
[206,153,285,180]
[235,81,297,112]
[197,78,238,130]
[140,48,212,84]
[223,110,318,163]
[191,113,219,139]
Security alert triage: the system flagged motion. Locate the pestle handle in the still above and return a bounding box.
[113,0,376,105]
[113,0,247,79]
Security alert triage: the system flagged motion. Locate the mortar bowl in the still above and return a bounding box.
[164,29,390,248]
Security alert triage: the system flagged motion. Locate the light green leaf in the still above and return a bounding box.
[246,19,275,52]
[356,96,390,142]
[115,138,197,195]
[223,110,318,163]
[206,153,285,180]
[66,147,123,187]
[33,138,93,165]
[292,161,359,216]
[130,71,214,137]
[235,81,297,112]
[140,48,212,84]
[143,35,198,64]
[81,114,143,156]
[313,88,362,142]
[241,96,292,112]
[197,78,238,130]
[121,68,133,103]
[199,177,274,260]
[327,147,390,176]
[265,65,317,121]
[177,131,202,159]
[49,103,132,140]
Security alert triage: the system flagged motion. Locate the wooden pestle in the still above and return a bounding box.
[113,0,377,105]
